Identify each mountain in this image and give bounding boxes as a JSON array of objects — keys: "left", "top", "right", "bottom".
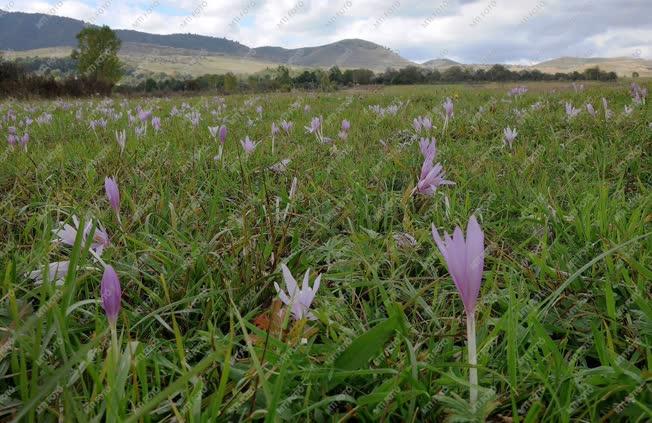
[
  {"left": 421, "top": 58, "right": 461, "bottom": 68},
  {"left": 3, "top": 9, "right": 650, "bottom": 77},
  {"left": 253, "top": 39, "right": 412, "bottom": 70},
  {"left": 0, "top": 10, "right": 410, "bottom": 72},
  {"left": 531, "top": 56, "right": 652, "bottom": 76}
]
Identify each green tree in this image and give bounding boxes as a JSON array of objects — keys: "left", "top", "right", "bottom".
[
  {"left": 71, "top": 26, "right": 123, "bottom": 83},
  {"left": 224, "top": 72, "right": 238, "bottom": 92},
  {"left": 145, "top": 78, "right": 157, "bottom": 92},
  {"left": 274, "top": 66, "right": 292, "bottom": 90},
  {"left": 328, "top": 66, "right": 343, "bottom": 84}
]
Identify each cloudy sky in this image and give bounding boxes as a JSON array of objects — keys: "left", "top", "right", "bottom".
[{"left": 7, "top": 0, "right": 651, "bottom": 63}]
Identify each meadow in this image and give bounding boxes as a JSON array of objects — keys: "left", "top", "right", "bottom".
[{"left": 0, "top": 81, "right": 651, "bottom": 422}]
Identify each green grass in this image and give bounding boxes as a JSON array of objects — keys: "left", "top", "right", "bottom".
[{"left": 0, "top": 81, "right": 651, "bottom": 422}]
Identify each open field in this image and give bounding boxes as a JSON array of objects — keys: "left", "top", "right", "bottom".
[
  {"left": 1, "top": 82, "right": 651, "bottom": 422},
  {"left": 5, "top": 45, "right": 652, "bottom": 78}
]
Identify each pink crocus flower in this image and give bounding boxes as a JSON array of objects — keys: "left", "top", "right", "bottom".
[
  {"left": 274, "top": 264, "right": 321, "bottom": 321},
  {"left": 602, "top": 98, "right": 613, "bottom": 120},
  {"left": 104, "top": 177, "right": 120, "bottom": 220},
  {"left": 432, "top": 215, "right": 485, "bottom": 407},
  {"left": 280, "top": 120, "right": 293, "bottom": 135},
  {"left": 271, "top": 122, "right": 280, "bottom": 136},
  {"left": 208, "top": 126, "right": 219, "bottom": 139},
  {"left": 240, "top": 136, "right": 258, "bottom": 154},
  {"left": 305, "top": 116, "right": 322, "bottom": 134},
  {"left": 416, "top": 139, "right": 453, "bottom": 196},
  {"left": 431, "top": 214, "right": 485, "bottom": 316},
  {"left": 419, "top": 137, "right": 436, "bottom": 160},
  {"left": 503, "top": 127, "right": 517, "bottom": 149},
  {"left": 115, "top": 130, "right": 126, "bottom": 154},
  {"left": 135, "top": 125, "right": 146, "bottom": 139},
  {"left": 443, "top": 98, "right": 454, "bottom": 119},
  {"left": 151, "top": 116, "right": 161, "bottom": 132},
  {"left": 414, "top": 116, "right": 432, "bottom": 133},
  {"left": 442, "top": 98, "right": 454, "bottom": 134},
  {"left": 138, "top": 110, "right": 152, "bottom": 123},
  {"left": 219, "top": 125, "right": 227, "bottom": 144},
  {"left": 630, "top": 82, "right": 647, "bottom": 105},
  {"left": 586, "top": 103, "right": 597, "bottom": 118},
  {"left": 18, "top": 133, "right": 29, "bottom": 150},
  {"left": 53, "top": 215, "right": 110, "bottom": 256},
  {"left": 338, "top": 119, "right": 351, "bottom": 140},
  {"left": 565, "top": 102, "right": 581, "bottom": 118},
  {"left": 101, "top": 265, "right": 122, "bottom": 325},
  {"left": 27, "top": 260, "right": 70, "bottom": 286},
  {"left": 417, "top": 162, "right": 454, "bottom": 196}
]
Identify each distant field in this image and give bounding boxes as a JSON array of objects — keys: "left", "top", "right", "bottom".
[
  {"left": 1, "top": 82, "right": 651, "bottom": 421},
  {"left": 3, "top": 44, "right": 292, "bottom": 76},
  {"left": 5, "top": 45, "right": 652, "bottom": 77}
]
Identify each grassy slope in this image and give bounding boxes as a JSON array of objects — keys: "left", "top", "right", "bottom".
[
  {"left": 0, "top": 81, "right": 651, "bottom": 421},
  {"left": 7, "top": 46, "right": 652, "bottom": 77}
]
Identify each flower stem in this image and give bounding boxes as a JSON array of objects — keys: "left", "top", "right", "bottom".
[{"left": 466, "top": 310, "right": 478, "bottom": 409}]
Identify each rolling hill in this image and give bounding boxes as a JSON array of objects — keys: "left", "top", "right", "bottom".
[
  {"left": 0, "top": 10, "right": 410, "bottom": 72},
  {"left": 1, "top": 9, "right": 650, "bottom": 77}
]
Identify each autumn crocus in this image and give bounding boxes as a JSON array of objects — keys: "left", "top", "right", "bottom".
[
  {"left": 280, "top": 120, "right": 293, "bottom": 135},
  {"left": 565, "top": 102, "right": 581, "bottom": 118},
  {"left": 18, "top": 133, "right": 29, "bottom": 151},
  {"left": 27, "top": 260, "right": 70, "bottom": 286},
  {"left": 630, "top": 82, "right": 647, "bottom": 105},
  {"left": 586, "top": 103, "right": 597, "bottom": 118},
  {"left": 443, "top": 98, "right": 454, "bottom": 134},
  {"left": 101, "top": 264, "right": 122, "bottom": 365},
  {"left": 219, "top": 125, "right": 227, "bottom": 144},
  {"left": 115, "top": 130, "right": 126, "bottom": 154},
  {"left": 443, "top": 98, "right": 454, "bottom": 119},
  {"left": 335, "top": 120, "right": 348, "bottom": 140},
  {"left": 417, "top": 161, "right": 454, "bottom": 195},
  {"left": 104, "top": 177, "right": 120, "bottom": 222},
  {"left": 151, "top": 116, "right": 161, "bottom": 132},
  {"left": 419, "top": 137, "right": 436, "bottom": 160},
  {"left": 135, "top": 125, "right": 146, "bottom": 139},
  {"left": 274, "top": 264, "right": 321, "bottom": 321},
  {"left": 602, "top": 97, "right": 613, "bottom": 120},
  {"left": 305, "top": 116, "right": 322, "bottom": 134},
  {"left": 240, "top": 136, "right": 258, "bottom": 155},
  {"left": 432, "top": 215, "right": 485, "bottom": 408},
  {"left": 54, "top": 215, "right": 110, "bottom": 256},
  {"left": 271, "top": 122, "right": 280, "bottom": 153},
  {"left": 414, "top": 116, "right": 432, "bottom": 133},
  {"left": 138, "top": 109, "right": 152, "bottom": 123},
  {"left": 416, "top": 138, "right": 453, "bottom": 196},
  {"left": 503, "top": 127, "right": 517, "bottom": 149}
]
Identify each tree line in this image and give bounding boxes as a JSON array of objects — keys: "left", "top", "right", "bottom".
[{"left": 1, "top": 26, "right": 619, "bottom": 98}]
